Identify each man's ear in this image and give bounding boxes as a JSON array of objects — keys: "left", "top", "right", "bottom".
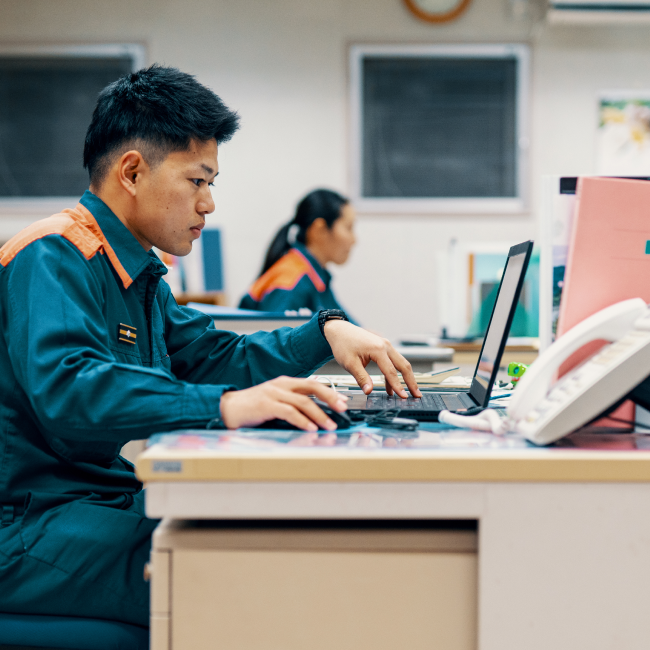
[{"left": 117, "top": 150, "right": 148, "bottom": 197}]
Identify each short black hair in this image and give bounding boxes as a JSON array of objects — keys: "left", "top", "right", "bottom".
[{"left": 83, "top": 64, "right": 240, "bottom": 187}]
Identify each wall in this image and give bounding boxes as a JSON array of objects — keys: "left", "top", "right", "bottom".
[{"left": 1, "top": 0, "right": 650, "bottom": 339}]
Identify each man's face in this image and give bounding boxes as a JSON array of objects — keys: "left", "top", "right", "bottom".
[{"left": 130, "top": 138, "right": 219, "bottom": 256}]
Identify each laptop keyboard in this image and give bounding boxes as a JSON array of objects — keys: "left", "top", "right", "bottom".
[{"left": 349, "top": 392, "right": 471, "bottom": 411}]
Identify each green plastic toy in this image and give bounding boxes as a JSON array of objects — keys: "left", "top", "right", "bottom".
[{"left": 507, "top": 362, "right": 528, "bottom": 384}]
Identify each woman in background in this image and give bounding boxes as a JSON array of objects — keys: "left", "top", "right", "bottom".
[{"left": 240, "top": 189, "right": 357, "bottom": 317}]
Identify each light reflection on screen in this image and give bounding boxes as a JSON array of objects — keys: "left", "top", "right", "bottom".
[{"left": 475, "top": 252, "right": 526, "bottom": 388}]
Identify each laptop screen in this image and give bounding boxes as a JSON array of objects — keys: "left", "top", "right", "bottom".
[{"left": 469, "top": 241, "right": 533, "bottom": 407}]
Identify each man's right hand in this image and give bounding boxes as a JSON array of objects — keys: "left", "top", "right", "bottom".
[{"left": 219, "top": 376, "right": 348, "bottom": 431}]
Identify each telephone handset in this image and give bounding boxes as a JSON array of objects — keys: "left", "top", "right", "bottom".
[{"left": 508, "top": 298, "right": 650, "bottom": 445}]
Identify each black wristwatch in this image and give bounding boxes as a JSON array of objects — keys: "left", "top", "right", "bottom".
[{"left": 318, "top": 309, "right": 349, "bottom": 336}]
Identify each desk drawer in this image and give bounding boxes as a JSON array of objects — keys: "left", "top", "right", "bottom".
[{"left": 152, "top": 520, "right": 477, "bottom": 650}]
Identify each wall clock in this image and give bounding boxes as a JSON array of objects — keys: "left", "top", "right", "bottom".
[{"left": 403, "top": 0, "right": 473, "bottom": 23}]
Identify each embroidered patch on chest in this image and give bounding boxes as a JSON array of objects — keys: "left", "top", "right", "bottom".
[{"left": 118, "top": 323, "right": 137, "bottom": 344}]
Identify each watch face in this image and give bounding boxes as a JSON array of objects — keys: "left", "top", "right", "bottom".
[{"left": 403, "top": 0, "right": 472, "bottom": 22}]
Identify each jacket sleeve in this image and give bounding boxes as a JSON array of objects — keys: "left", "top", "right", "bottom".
[
  {"left": 160, "top": 282, "right": 334, "bottom": 387},
  {"left": 3, "top": 237, "right": 237, "bottom": 442}
]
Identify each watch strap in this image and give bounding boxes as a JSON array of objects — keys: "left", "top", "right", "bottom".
[{"left": 318, "top": 309, "right": 349, "bottom": 336}]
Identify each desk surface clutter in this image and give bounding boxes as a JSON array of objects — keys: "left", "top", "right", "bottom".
[{"left": 136, "top": 425, "right": 650, "bottom": 484}]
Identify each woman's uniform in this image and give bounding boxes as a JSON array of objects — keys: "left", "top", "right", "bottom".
[
  {"left": 0, "top": 191, "right": 333, "bottom": 627},
  {"left": 240, "top": 242, "right": 352, "bottom": 318}
]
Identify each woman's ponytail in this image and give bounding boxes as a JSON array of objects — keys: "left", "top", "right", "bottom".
[{"left": 260, "top": 222, "right": 293, "bottom": 276}]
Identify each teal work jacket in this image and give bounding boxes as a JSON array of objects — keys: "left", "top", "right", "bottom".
[
  {"left": 0, "top": 190, "right": 333, "bottom": 515},
  {"left": 239, "top": 242, "right": 355, "bottom": 321},
  {"left": 0, "top": 191, "right": 333, "bottom": 626}
]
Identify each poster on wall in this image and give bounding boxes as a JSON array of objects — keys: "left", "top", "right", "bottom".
[{"left": 597, "top": 93, "right": 650, "bottom": 175}]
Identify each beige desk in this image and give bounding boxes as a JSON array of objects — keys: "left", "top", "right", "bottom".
[{"left": 137, "top": 431, "right": 650, "bottom": 650}]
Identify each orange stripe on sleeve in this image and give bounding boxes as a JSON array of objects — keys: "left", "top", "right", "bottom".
[{"left": 248, "top": 249, "right": 326, "bottom": 302}]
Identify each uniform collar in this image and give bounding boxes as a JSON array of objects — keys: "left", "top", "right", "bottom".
[
  {"left": 79, "top": 190, "right": 166, "bottom": 285},
  {"left": 293, "top": 241, "right": 331, "bottom": 286}
]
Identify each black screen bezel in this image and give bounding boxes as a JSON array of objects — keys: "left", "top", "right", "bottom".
[{"left": 468, "top": 240, "right": 533, "bottom": 407}]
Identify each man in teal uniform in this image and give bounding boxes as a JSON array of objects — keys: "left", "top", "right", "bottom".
[{"left": 0, "top": 65, "right": 419, "bottom": 627}]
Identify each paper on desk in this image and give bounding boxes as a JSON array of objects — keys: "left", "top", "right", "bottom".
[
  {"left": 311, "top": 366, "right": 462, "bottom": 389},
  {"left": 438, "top": 375, "right": 473, "bottom": 388}
]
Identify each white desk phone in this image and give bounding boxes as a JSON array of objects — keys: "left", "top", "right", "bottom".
[
  {"left": 441, "top": 298, "right": 650, "bottom": 445},
  {"left": 509, "top": 297, "right": 650, "bottom": 444}
]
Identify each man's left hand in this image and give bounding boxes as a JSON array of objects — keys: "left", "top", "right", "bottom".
[{"left": 323, "top": 320, "right": 421, "bottom": 398}]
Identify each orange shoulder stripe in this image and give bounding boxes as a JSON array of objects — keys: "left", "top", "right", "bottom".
[
  {"left": 0, "top": 204, "right": 134, "bottom": 289},
  {"left": 0, "top": 212, "right": 102, "bottom": 267},
  {"left": 249, "top": 248, "right": 326, "bottom": 302}
]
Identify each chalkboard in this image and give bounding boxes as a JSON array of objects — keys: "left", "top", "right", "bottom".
[
  {"left": 0, "top": 56, "right": 133, "bottom": 197},
  {"left": 361, "top": 56, "right": 518, "bottom": 199}
]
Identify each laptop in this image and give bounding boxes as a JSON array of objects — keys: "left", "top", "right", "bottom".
[{"left": 345, "top": 240, "right": 534, "bottom": 422}]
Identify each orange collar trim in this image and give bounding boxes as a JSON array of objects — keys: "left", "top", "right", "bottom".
[{"left": 71, "top": 204, "right": 134, "bottom": 289}]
